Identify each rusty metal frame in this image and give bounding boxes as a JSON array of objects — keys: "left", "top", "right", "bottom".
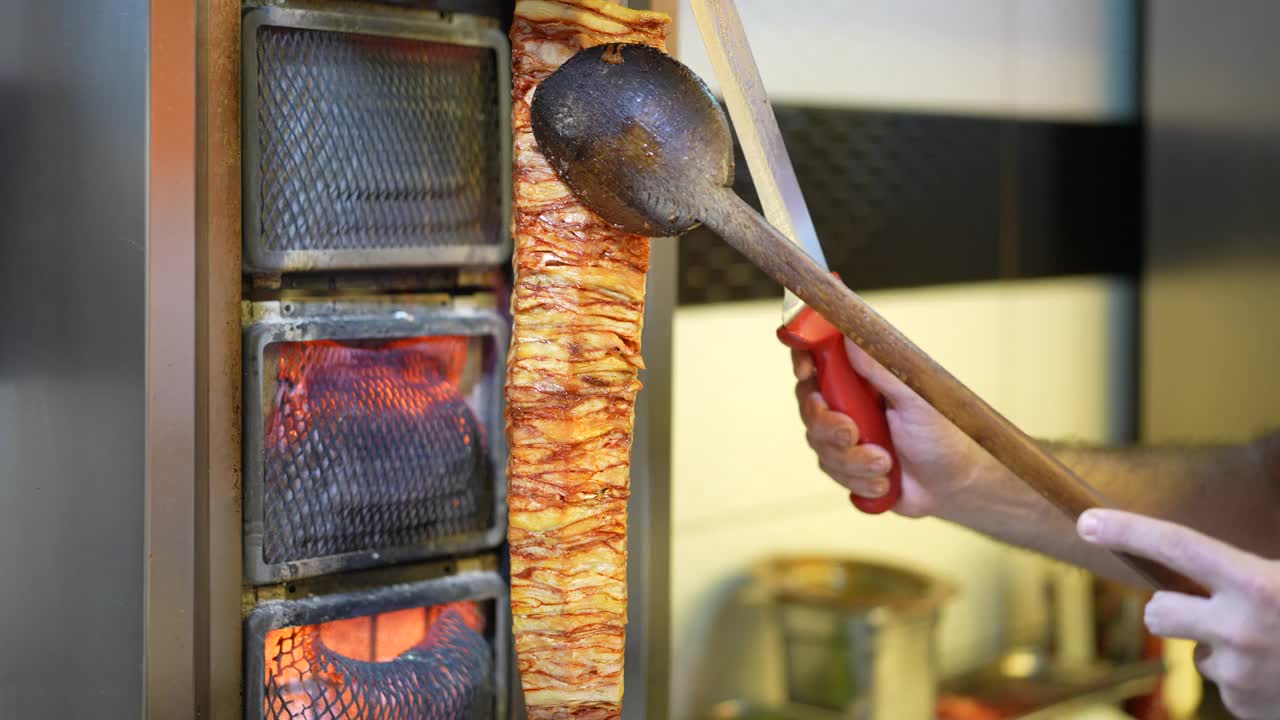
[{"left": 195, "top": 0, "right": 249, "bottom": 719}]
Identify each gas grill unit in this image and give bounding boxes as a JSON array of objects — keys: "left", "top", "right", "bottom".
[{"left": 0, "top": 1, "right": 673, "bottom": 718}]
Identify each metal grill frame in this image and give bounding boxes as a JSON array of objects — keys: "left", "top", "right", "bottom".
[
  {"left": 241, "top": 6, "right": 512, "bottom": 273},
  {"left": 243, "top": 301, "right": 508, "bottom": 584},
  {"left": 245, "top": 567, "right": 509, "bottom": 720}
]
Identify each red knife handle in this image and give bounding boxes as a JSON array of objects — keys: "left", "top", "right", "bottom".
[{"left": 778, "top": 304, "right": 901, "bottom": 514}]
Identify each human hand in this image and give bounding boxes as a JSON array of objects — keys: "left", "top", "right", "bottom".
[
  {"left": 1079, "top": 509, "right": 1280, "bottom": 719},
  {"left": 792, "top": 338, "right": 994, "bottom": 518}
]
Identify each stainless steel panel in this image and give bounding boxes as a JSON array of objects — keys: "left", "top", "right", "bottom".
[
  {"left": 147, "top": 0, "right": 200, "bottom": 717},
  {"left": 243, "top": 301, "right": 509, "bottom": 583},
  {"left": 0, "top": 1, "right": 147, "bottom": 717},
  {"left": 1143, "top": 2, "right": 1280, "bottom": 443}
]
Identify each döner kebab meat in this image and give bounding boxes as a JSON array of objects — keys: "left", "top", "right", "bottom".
[{"left": 505, "top": 1, "right": 670, "bottom": 718}]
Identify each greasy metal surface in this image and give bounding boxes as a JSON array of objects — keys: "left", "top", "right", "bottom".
[
  {"left": 197, "top": 0, "right": 245, "bottom": 717},
  {"left": 242, "top": 6, "right": 511, "bottom": 272},
  {"left": 247, "top": 550, "right": 496, "bottom": 605},
  {"left": 627, "top": 190, "right": 677, "bottom": 720},
  {"left": 369, "top": 0, "right": 508, "bottom": 16},
  {"left": 0, "top": 2, "right": 147, "bottom": 717},
  {"left": 247, "top": 569, "right": 509, "bottom": 720},
  {"left": 243, "top": 302, "right": 509, "bottom": 584}
]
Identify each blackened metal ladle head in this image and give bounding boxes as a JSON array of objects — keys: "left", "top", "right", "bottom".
[{"left": 530, "top": 43, "right": 734, "bottom": 237}]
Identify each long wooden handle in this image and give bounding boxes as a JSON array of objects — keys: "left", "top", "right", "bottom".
[{"left": 700, "top": 189, "right": 1208, "bottom": 596}]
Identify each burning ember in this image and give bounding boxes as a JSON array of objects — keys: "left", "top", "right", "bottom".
[
  {"left": 261, "top": 336, "right": 491, "bottom": 565},
  {"left": 263, "top": 600, "right": 491, "bottom": 720}
]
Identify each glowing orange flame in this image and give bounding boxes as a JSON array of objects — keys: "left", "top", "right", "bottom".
[
  {"left": 263, "top": 600, "right": 486, "bottom": 720},
  {"left": 266, "top": 335, "right": 475, "bottom": 455}
]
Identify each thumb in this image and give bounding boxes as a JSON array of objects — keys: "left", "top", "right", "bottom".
[{"left": 843, "top": 337, "right": 917, "bottom": 407}]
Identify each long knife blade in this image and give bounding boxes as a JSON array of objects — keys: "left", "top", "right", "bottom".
[{"left": 688, "top": 0, "right": 822, "bottom": 323}]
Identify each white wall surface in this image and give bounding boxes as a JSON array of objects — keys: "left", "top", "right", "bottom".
[
  {"left": 668, "top": 275, "right": 1137, "bottom": 718},
  {"left": 665, "top": 2, "right": 1141, "bottom": 714},
  {"left": 676, "top": 0, "right": 1137, "bottom": 121}
]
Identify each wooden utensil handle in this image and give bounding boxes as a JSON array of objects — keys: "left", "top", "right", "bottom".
[{"left": 701, "top": 189, "right": 1209, "bottom": 597}]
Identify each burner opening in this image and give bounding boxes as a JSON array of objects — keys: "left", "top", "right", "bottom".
[
  {"left": 260, "top": 335, "right": 493, "bottom": 566},
  {"left": 263, "top": 599, "right": 494, "bottom": 719}
]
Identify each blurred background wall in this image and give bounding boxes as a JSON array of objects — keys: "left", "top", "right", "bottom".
[{"left": 664, "top": 2, "right": 1145, "bottom": 717}]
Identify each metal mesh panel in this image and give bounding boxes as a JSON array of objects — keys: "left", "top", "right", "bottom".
[
  {"left": 262, "top": 337, "right": 491, "bottom": 565},
  {"left": 678, "top": 105, "right": 1001, "bottom": 304},
  {"left": 264, "top": 601, "right": 494, "bottom": 720},
  {"left": 254, "top": 25, "right": 502, "bottom": 256}
]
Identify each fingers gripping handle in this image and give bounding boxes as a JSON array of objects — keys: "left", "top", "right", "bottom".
[
  {"left": 704, "top": 191, "right": 1204, "bottom": 592},
  {"left": 814, "top": 336, "right": 902, "bottom": 514},
  {"left": 779, "top": 304, "right": 901, "bottom": 514}
]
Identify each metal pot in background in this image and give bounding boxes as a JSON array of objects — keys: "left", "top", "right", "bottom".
[{"left": 750, "top": 556, "right": 956, "bottom": 720}]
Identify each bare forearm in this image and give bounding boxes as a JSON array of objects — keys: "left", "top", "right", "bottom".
[{"left": 936, "top": 432, "right": 1280, "bottom": 583}]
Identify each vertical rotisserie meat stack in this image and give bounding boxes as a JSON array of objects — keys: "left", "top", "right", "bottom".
[{"left": 505, "top": 1, "right": 670, "bottom": 718}]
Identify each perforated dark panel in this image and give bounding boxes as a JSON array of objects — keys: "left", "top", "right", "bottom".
[
  {"left": 678, "top": 105, "right": 1140, "bottom": 304},
  {"left": 251, "top": 24, "right": 503, "bottom": 265}
]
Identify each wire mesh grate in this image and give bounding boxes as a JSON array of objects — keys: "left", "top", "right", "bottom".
[
  {"left": 263, "top": 601, "right": 494, "bottom": 720},
  {"left": 254, "top": 25, "right": 502, "bottom": 256},
  {"left": 262, "top": 337, "right": 491, "bottom": 565}
]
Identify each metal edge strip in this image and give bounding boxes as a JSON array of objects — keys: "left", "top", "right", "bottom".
[
  {"left": 244, "top": 568, "right": 510, "bottom": 720},
  {"left": 197, "top": 0, "right": 247, "bottom": 718},
  {"left": 241, "top": 305, "right": 510, "bottom": 585},
  {"left": 623, "top": 5, "right": 675, "bottom": 718},
  {"left": 240, "top": 6, "right": 513, "bottom": 274},
  {"left": 240, "top": 7, "right": 265, "bottom": 278},
  {"left": 145, "top": 0, "right": 198, "bottom": 716}
]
